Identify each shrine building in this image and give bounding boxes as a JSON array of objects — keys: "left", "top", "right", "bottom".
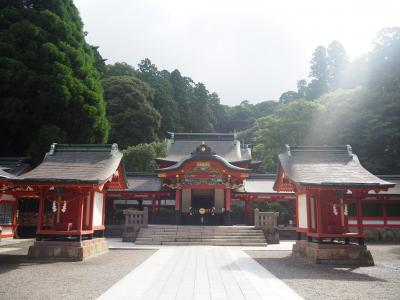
[{"left": 107, "top": 133, "right": 295, "bottom": 227}]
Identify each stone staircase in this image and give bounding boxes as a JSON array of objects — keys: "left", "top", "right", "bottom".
[{"left": 135, "top": 225, "right": 267, "bottom": 246}]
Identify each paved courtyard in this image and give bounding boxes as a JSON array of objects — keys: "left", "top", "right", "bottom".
[
  {"left": 0, "top": 239, "right": 400, "bottom": 300},
  {"left": 99, "top": 246, "right": 301, "bottom": 300}
]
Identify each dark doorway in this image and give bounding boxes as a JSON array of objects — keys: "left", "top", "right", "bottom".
[
  {"left": 191, "top": 189, "right": 214, "bottom": 208},
  {"left": 191, "top": 195, "right": 214, "bottom": 208}
]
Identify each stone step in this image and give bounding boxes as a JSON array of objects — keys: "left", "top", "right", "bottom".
[
  {"left": 139, "top": 231, "right": 264, "bottom": 235},
  {"left": 134, "top": 225, "right": 267, "bottom": 246},
  {"left": 135, "top": 237, "right": 267, "bottom": 243},
  {"left": 134, "top": 241, "right": 268, "bottom": 246},
  {"left": 138, "top": 232, "right": 265, "bottom": 237}
]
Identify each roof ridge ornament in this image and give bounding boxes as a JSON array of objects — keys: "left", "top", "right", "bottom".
[
  {"left": 111, "top": 143, "right": 119, "bottom": 154},
  {"left": 191, "top": 143, "right": 216, "bottom": 158},
  {"left": 49, "top": 143, "right": 57, "bottom": 156},
  {"left": 285, "top": 144, "right": 291, "bottom": 156},
  {"left": 346, "top": 145, "right": 353, "bottom": 156}
]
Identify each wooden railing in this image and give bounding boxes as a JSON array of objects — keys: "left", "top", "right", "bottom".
[{"left": 254, "top": 209, "right": 278, "bottom": 228}]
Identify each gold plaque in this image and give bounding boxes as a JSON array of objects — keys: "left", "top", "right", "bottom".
[{"left": 199, "top": 208, "right": 206, "bottom": 215}]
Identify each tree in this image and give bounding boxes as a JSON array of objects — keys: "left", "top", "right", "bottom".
[
  {"left": 104, "top": 62, "right": 136, "bottom": 78},
  {"left": 0, "top": 0, "right": 108, "bottom": 160},
  {"left": 296, "top": 79, "right": 308, "bottom": 98},
  {"left": 102, "top": 76, "right": 161, "bottom": 148},
  {"left": 189, "top": 83, "right": 214, "bottom": 132},
  {"left": 327, "top": 41, "right": 349, "bottom": 90},
  {"left": 91, "top": 46, "right": 107, "bottom": 77},
  {"left": 251, "top": 100, "right": 321, "bottom": 171},
  {"left": 368, "top": 27, "right": 400, "bottom": 92},
  {"left": 308, "top": 45, "right": 328, "bottom": 99},
  {"left": 169, "top": 69, "right": 193, "bottom": 131},
  {"left": 279, "top": 91, "right": 299, "bottom": 103},
  {"left": 137, "top": 58, "right": 179, "bottom": 135},
  {"left": 122, "top": 141, "right": 167, "bottom": 172}
]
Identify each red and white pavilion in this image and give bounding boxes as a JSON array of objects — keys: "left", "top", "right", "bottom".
[
  {"left": 274, "top": 145, "right": 394, "bottom": 264},
  {"left": 1, "top": 144, "right": 127, "bottom": 260}
]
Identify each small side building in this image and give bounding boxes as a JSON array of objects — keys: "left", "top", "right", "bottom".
[
  {"left": 274, "top": 145, "right": 394, "bottom": 265},
  {"left": 10, "top": 144, "right": 127, "bottom": 260}
]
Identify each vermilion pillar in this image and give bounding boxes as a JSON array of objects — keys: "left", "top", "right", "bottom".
[
  {"left": 152, "top": 199, "right": 156, "bottom": 214},
  {"left": 224, "top": 188, "right": 232, "bottom": 225},
  {"left": 174, "top": 189, "right": 181, "bottom": 225},
  {"left": 175, "top": 189, "right": 181, "bottom": 211},
  {"left": 225, "top": 188, "right": 231, "bottom": 211}
]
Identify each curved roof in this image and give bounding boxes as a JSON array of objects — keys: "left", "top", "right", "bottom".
[
  {"left": 157, "top": 153, "right": 251, "bottom": 173},
  {"left": 0, "top": 169, "right": 16, "bottom": 180},
  {"left": 125, "top": 173, "right": 163, "bottom": 191},
  {"left": 277, "top": 145, "right": 394, "bottom": 188},
  {"left": 13, "top": 144, "right": 123, "bottom": 184},
  {"left": 158, "top": 133, "right": 252, "bottom": 163}
]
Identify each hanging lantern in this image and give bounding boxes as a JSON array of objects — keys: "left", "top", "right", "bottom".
[
  {"left": 333, "top": 204, "right": 338, "bottom": 216},
  {"left": 344, "top": 204, "right": 348, "bottom": 216},
  {"left": 61, "top": 201, "right": 67, "bottom": 213},
  {"left": 52, "top": 201, "right": 57, "bottom": 213}
]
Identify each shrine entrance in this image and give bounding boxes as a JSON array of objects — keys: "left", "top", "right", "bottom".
[
  {"left": 181, "top": 188, "right": 223, "bottom": 225},
  {"left": 191, "top": 189, "right": 214, "bottom": 209}
]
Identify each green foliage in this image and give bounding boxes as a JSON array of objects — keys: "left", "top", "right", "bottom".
[
  {"left": 102, "top": 76, "right": 161, "bottom": 148},
  {"left": 122, "top": 140, "right": 167, "bottom": 172},
  {"left": 190, "top": 83, "right": 214, "bottom": 132},
  {"left": 137, "top": 59, "right": 179, "bottom": 135},
  {"left": 0, "top": 0, "right": 108, "bottom": 160},
  {"left": 104, "top": 62, "right": 136, "bottom": 78},
  {"left": 252, "top": 101, "right": 321, "bottom": 171},
  {"left": 327, "top": 40, "right": 349, "bottom": 90}
]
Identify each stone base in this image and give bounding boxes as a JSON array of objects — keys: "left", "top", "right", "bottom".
[
  {"left": 122, "top": 226, "right": 140, "bottom": 242},
  {"left": 292, "top": 240, "right": 374, "bottom": 266},
  {"left": 261, "top": 228, "right": 280, "bottom": 244},
  {"left": 28, "top": 238, "right": 108, "bottom": 261}
]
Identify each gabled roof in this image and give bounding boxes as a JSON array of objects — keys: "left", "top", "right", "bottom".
[
  {"left": 0, "top": 169, "right": 16, "bottom": 180},
  {"left": 157, "top": 132, "right": 252, "bottom": 163},
  {"left": 13, "top": 144, "right": 123, "bottom": 185},
  {"left": 156, "top": 143, "right": 251, "bottom": 173},
  {"left": 276, "top": 145, "right": 394, "bottom": 189},
  {"left": 0, "top": 157, "right": 31, "bottom": 175},
  {"left": 242, "top": 174, "right": 277, "bottom": 193},
  {"left": 125, "top": 173, "right": 163, "bottom": 192},
  {"left": 372, "top": 176, "right": 400, "bottom": 195}
]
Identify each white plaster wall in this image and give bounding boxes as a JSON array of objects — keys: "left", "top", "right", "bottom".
[
  {"left": 0, "top": 194, "right": 15, "bottom": 201},
  {"left": 298, "top": 194, "right": 308, "bottom": 229},
  {"left": 214, "top": 189, "right": 224, "bottom": 212},
  {"left": 92, "top": 192, "right": 104, "bottom": 226},
  {"left": 182, "top": 189, "right": 191, "bottom": 212}
]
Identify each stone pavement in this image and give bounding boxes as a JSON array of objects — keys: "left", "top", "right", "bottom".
[{"left": 98, "top": 246, "right": 302, "bottom": 300}]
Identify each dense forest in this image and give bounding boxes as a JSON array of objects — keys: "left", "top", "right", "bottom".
[{"left": 0, "top": 1, "right": 399, "bottom": 175}]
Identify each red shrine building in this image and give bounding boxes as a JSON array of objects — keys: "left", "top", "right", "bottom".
[
  {"left": 107, "top": 133, "right": 295, "bottom": 227},
  {"left": 274, "top": 145, "right": 394, "bottom": 243},
  {"left": 0, "top": 145, "right": 126, "bottom": 248},
  {"left": 0, "top": 133, "right": 399, "bottom": 252}
]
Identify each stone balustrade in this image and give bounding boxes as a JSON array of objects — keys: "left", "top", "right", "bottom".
[
  {"left": 254, "top": 209, "right": 278, "bottom": 228},
  {"left": 254, "top": 208, "right": 279, "bottom": 244},
  {"left": 122, "top": 207, "right": 148, "bottom": 242}
]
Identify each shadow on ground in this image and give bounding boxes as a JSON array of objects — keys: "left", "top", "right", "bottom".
[{"left": 245, "top": 251, "right": 385, "bottom": 282}]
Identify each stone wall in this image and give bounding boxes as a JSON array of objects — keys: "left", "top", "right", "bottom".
[{"left": 364, "top": 227, "right": 400, "bottom": 242}]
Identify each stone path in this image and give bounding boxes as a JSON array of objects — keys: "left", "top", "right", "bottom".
[{"left": 98, "top": 246, "right": 302, "bottom": 300}]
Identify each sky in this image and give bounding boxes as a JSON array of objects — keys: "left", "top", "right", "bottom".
[{"left": 74, "top": 0, "right": 400, "bottom": 106}]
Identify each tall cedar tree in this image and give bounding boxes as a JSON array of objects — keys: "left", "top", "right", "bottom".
[{"left": 0, "top": 0, "right": 108, "bottom": 160}]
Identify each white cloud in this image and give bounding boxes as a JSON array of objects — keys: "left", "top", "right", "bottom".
[{"left": 74, "top": 0, "right": 400, "bottom": 105}]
